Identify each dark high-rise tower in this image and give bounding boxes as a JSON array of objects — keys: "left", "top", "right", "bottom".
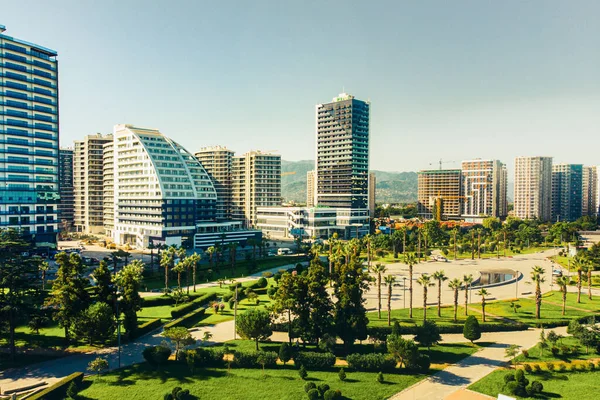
[
  {"left": 315, "top": 93, "right": 369, "bottom": 209},
  {"left": 58, "top": 148, "right": 74, "bottom": 230}
]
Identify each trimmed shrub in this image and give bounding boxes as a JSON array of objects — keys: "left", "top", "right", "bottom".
[
  {"left": 346, "top": 353, "right": 396, "bottom": 372},
  {"left": 28, "top": 372, "right": 84, "bottom": 400},
  {"left": 532, "top": 364, "right": 542, "bottom": 373},
  {"left": 324, "top": 389, "right": 342, "bottom": 400},
  {"left": 417, "top": 355, "right": 431, "bottom": 372},
  {"left": 366, "top": 321, "right": 528, "bottom": 337},
  {"left": 294, "top": 352, "right": 336, "bottom": 370},
  {"left": 170, "top": 302, "right": 197, "bottom": 319},
  {"left": 318, "top": 384, "right": 330, "bottom": 396},
  {"left": 504, "top": 372, "right": 515, "bottom": 383},
  {"left": 232, "top": 350, "right": 277, "bottom": 368},
  {"left": 143, "top": 295, "right": 174, "bottom": 307},
  {"left": 304, "top": 382, "right": 317, "bottom": 393},
  {"left": 164, "top": 308, "right": 206, "bottom": 329},
  {"left": 463, "top": 315, "right": 481, "bottom": 343},
  {"left": 229, "top": 282, "right": 243, "bottom": 291},
  {"left": 222, "top": 292, "right": 234, "bottom": 302},
  {"left": 66, "top": 381, "right": 78, "bottom": 399},
  {"left": 256, "top": 277, "right": 268, "bottom": 288},
  {"left": 338, "top": 367, "right": 346, "bottom": 381},
  {"left": 299, "top": 365, "right": 308, "bottom": 380},
  {"left": 129, "top": 318, "right": 162, "bottom": 341},
  {"left": 557, "top": 363, "right": 567, "bottom": 372},
  {"left": 521, "top": 350, "right": 529, "bottom": 358},
  {"left": 307, "top": 388, "right": 320, "bottom": 400},
  {"left": 530, "top": 381, "right": 543, "bottom": 394},
  {"left": 377, "top": 372, "right": 384, "bottom": 383},
  {"left": 183, "top": 348, "right": 225, "bottom": 368},
  {"left": 279, "top": 342, "right": 292, "bottom": 365},
  {"left": 546, "top": 362, "right": 555, "bottom": 371},
  {"left": 551, "top": 346, "right": 559, "bottom": 356},
  {"left": 143, "top": 345, "right": 172, "bottom": 367},
  {"left": 523, "top": 364, "right": 532, "bottom": 373}
]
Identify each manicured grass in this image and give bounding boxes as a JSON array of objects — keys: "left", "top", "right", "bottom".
[
  {"left": 449, "top": 246, "right": 552, "bottom": 260},
  {"left": 515, "top": 335, "right": 598, "bottom": 363},
  {"left": 484, "top": 297, "right": 592, "bottom": 326},
  {"left": 79, "top": 362, "right": 428, "bottom": 400},
  {"left": 542, "top": 291, "right": 600, "bottom": 312},
  {"left": 368, "top": 304, "right": 502, "bottom": 328},
  {"left": 469, "top": 368, "right": 600, "bottom": 399},
  {"left": 0, "top": 323, "right": 97, "bottom": 351},
  {"left": 197, "top": 293, "right": 274, "bottom": 326}
]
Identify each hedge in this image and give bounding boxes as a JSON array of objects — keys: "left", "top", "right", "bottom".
[
  {"left": 28, "top": 372, "right": 84, "bottom": 400},
  {"left": 183, "top": 348, "right": 226, "bottom": 368},
  {"left": 366, "top": 321, "right": 529, "bottom": 338},
  {"left": 346, "top": 353, "right": 397, "bottom": 372},
  {"left": 168, "top": 292, "right": 218, "bottom": 318},
  {"left": 143, "top": 295, "right": 174, "bottom": 307},
  {"left": 232, "top": 350, "right": 278, "bottom": 368},
  {"left": 293, "top": 352, "right": 336, "bottom": 369},
  {"left": 129, "top": 318, "right": 162, "bottom": 341},
  {"left": 164, "top": 308, "right": 206, "bottom": 329}
]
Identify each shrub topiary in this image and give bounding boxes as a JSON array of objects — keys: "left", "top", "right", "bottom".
[
  {"left": 65, "top": 381, "right": 78, "bottom": 399},
  {"left": 377, "top": 372, "right": 384, "bottom": 383},
  {"left": 324, "top": 389, "right": 342, "bottom": 400},
  {"left": 463, "top": 315, "right": 481, "bottom": 343},
  {"left": 557, "top": 363, "right": 566, "bottom": 372},
  {"left": 533, "top": 364, "right": 541, "bottom": 373},
  {"left": 521, "top": 349, "right": 529, "bottom": 358},
  {"left": 546, "top": 362, "right": 555, "bottom": 371},
  {"left": 304, "top": 382, "right": 316, "bottom": 393},
  {"left": 530, "top": 380, "right": 543, "bottom": 394},
  {"left": 504, "top": 372, "right": 515, "bottom": 384},
  {"left": 307, "top": 388, "right": 320, "bottom": 400},
  {"left": 293, "top": 352, "right": 336, "bottom": 369},
  {"left": 346, "top": 353, "right": 396, "bottom": 372},
  {"left": 523, "top": 364, "right": 532, "bottom": 373},
  {"left": 257, "top": 277, "right": 268, "bottom": 287},
  {"left": 299, "top": 365, "right": 308, "bottom": 380},
  {"left": 338, "top": 367, "right": 346, "bottom": 381},
  {"left": 417, "top": 355, "right": 431, "bottom": 372},
  {"left": 279, "top": 342, "right": 292, "bottom": 365},
  {"left": 318, "top": 384, "right": 330, "bottom": 396}
]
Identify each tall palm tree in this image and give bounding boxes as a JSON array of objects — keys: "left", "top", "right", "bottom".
[
  {"left": 160, "top": 247, "right": 175, "bottom": 291},
  {"left": 477, "top": 228, "right": 482, "bottom": 259},
  {"left": 247, "top": 238, "right": 256, "bottom": 260},
  {"left": 328, "top": 233, "right": 338, "bottom": 275},
  {"left": 531, "top": 266, "right": 546, "bottom": 319},
  {"left": 39, "top": 261, "right": 49, "bottom": 291},
  {"left": 173, "top": 258, "right": 185, "bottom": 289},
  {"left": 206, "top": 246, "right": 215, "bottom": 271},
  {"left": 585, "top": 259, "right": 594, "bottom": 300},
  {"left": 385, "top": 275, "right": 396, "bottom": 326},
  {"left": 364, "top": 234, "right": 373, "bottom": 270},
  {"left": 448, "top": 278, "right": 461, "bottom": 322},
  {"left": 148, "top": 241, "right": 155, "bottom": 272},
  {"left": 471, "top": 229, "right": 475, "bottom": 260},
  {"left": 556, "top": 275, "right": 569, "bottom": 316},
  {"left": 463, "top": 274, "right": 474, "bottom": 316},
  {"left": 452, "top": 227, "right": 458, "bottom": 260},
  {"left": 189, "top": 252, "right": 201, "bottom": 293},
  {"left": 417, "top": 274, "right": 434, "bottom": 323},
  {"left": 476, "top": 289, "right": 490, "bottom": 322},
  {"left": 371, "top": 263, "right": 387, "bottom": 319},
  {"left": 432, "top": 270, "right": 448, "bottom": 317},
  {"left": 402, "top": 252, "right": 418, "bottom": 318}
]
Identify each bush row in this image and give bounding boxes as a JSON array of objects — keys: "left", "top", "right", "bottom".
[
  {"left": 129, "top": 318, "right": 162, "bottom": 341},
  {"left": 367, "top": 321, "right": 528, "bottom": 340},
  {"left": 294, "top": 352, "right": 336, "bottom": 369},
  {"left": 164, "top": 308, "right": 206, "bottom": 329},
  {"left": 170, "top": 292, "right": 217, "bottom": 318},
  {"left": 182, "top": 348, "right": 226, "bottom": 368},
  {"left": 28, "top": 372, "right": 84, "bottom": 400},
  {"left": 143, "top": 294, "right": 174, "bottom": 307},
  {"left": 346, "top": 353, "right": 397, "bottom": 372},
  {"left": 232, "top": 350, "right": 278, "bottom": 368}
]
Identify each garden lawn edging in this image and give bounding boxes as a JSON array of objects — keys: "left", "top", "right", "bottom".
[{"left": 27, "top": 372, "right": 83, "bottom": 400}]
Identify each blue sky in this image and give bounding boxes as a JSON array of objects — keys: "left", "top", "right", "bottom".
[{"left": 2, "top": 0, "right": 599, "bottom": 173}]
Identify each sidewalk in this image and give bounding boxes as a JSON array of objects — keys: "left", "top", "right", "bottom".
[{"left": 389, "top": 326, "right": 568, "bottom": 400}]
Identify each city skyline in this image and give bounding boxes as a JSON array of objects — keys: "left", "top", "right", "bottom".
[{"left": 1, "top": 1, "right": 598, "bottom": 174}]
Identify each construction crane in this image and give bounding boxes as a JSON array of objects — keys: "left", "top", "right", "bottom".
[{"left": 429, "top": 159, "right": 456, "bottom": 170}]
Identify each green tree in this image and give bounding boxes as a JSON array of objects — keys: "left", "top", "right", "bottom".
[
  {"left": 173, "top": 258, "right": 185, "bottom": 289},
  {"left": 114, "top": 260, "right": 144, "bottom": 338},
  {"left": 228, "top": 242, "right": 238, "bottom": 276},
  {"left": 462, "top": 274, "right": 473, "bottom": 316},
  {"left": 304, "top": 255, "right": 334, "bottom": 343},
  {"left": 505, "top": 344, "right": 521, "bottom": 367},
  {"left": 414, "top": 320, "right": 441, "bottom": 351},
  {"left": 448, "top": 278, "right": 461, "bottom": 322},
  {"left": 371, "top": 263, "right": 387, "bottom": 319},
  {"left": 39, "top": 261, "right": 49, "bottom": 291},
  {"left": 73, "top": 302, "right": 116, "bottom": 345},
  {"left": 530, "top": 266, "right": 545, "bottom": 319},
  {"left": 401, "top": 252, "right": 418, "bottom": 318},
  {"left": 463, "top": 315, "right": 481, "bottom": 343},
  {"left": 573, "top": 255, "right": 586, "bottom": 303},
  {"left": 432, "top": 270, "right": 448, "bottom": 318},
  {"left": 387, "top": 334, "right": 419, "bottom": 368},
  {"left": 188, "top": 252, "right": 201, "bottom": 293},
  {"left": 236, "top": 309, "right": 273, "bottom": 350},
  {"left": 160, "top": 247, "right": 176, "bottom": 291},
  {"left": 556, "top": 275, "right": 569, "bottom": 315},
  {"left": 333, "top": 246, "right": 370, "bottom": 351},
  {"left": 417, "top": 274, "right": 434, "bottom": 323},
  {"left": 279, "top": 342, "right": 292, "bottom": 365},
  {"left": 87, "top": 357, "right": 109, "bottom": 379},
  {"left": 538, "top": 328, "right": 548, "bottom": 356},
  {"left": 476, "top": 288, "right": 490, "bottom": 322},
  {"left": 0, "top": 230, "right": 41, "bottom": 361},
  {"left": 91, "top": 260, "right": 115, "bottom": 308},
  {"left": 272, "top": 271, "right": 297, "bottom": 344},
  {"left": 162, "top": 326, "right": 196, "bottom": 360},
  {"left": 46, "top": 252, "right": 91, "bottom": 344},
  {"left": 384, "top": 275, "right": 396, "bottom": 326},
  {"left": 206, "top": 246, "right": 216, "bottom": 272}
]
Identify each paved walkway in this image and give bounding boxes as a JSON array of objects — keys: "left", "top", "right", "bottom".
[{"left": 389, "top": 326, "right": 568, "bottom": 400}]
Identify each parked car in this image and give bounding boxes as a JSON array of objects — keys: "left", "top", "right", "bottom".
[
  {"left": 277, "top": 248, "right": 293, "bottom": 256},
  {"left": 552, "top": 269, "right": 562, "bottom": 277}
]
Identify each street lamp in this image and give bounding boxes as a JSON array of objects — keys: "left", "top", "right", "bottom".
[
  {"left": 513, "top": 269, "right": 519, "bottom": 299},
  {"left": 403, "top": 277, "right": 406, "bottom": 309},
  {"left": 115, "top": 287, "right": 122, "bottom": 369}
]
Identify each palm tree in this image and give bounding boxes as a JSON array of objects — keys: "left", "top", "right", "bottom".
[
  {"left": 364, "top": 234, "right": 373, "bottom": 269},
  {"left": 187, "top": 252, "right": 201, "bottom": 293},
  {"left": 452, "top": 228, "right": 459, "bottom": 260},
  {"left": 463, "top": 274, "right": 474, "bottom": 316},
  {"left": 160, "top": 247, "right": 175, "bottom": 291},
  {"left": 148, "top": 241, "right": 155, "bottom": 272},
  {"left": 371, "top": 263, "right": 387, "bottom": 319},
  {"left": 556, "top": 275, "right": 569, "bottom": 315},
  {"left": 39, "top": 261, "right": 49, "bottom": 291},
  {"left": 229, "top": 242, "right": 238, "bottom": 276},
  {"left": 476, "top": 289, "right": 490, "bottom": 322},
  {"left": 448, "top": 278, "right": 461, "bottom": 322},
  {"left": 173, "top": 258, "right": 185, "bottom": 289},
  {"left": 477, "top": 228, "right": 482, "bottom": 259},
  {"left": 384, "top": 275, "right": 396, "bottom": 326},
  {"left": 402, "top": 252, "right": 418, "bottom": 318},
  {"left": 585, "top": 259, "right": 594, "bottom": 300},
  {"left": 206, "top": 246, "right": 215, "bottom": 271},
  {"left": 531, "top": 266, "right": 546, "bottom": 319},
  {"left": 247, "top": 238, "right": 256, "bottom": 260},
  {"left": 417, "top": 274, "right": 434, "bottom": 323},
  {"left": 471, "top": 229, "right": 475, "bottom": 260},
  {"left": 432, "top": 270, "right": 448, "bottom": 317}
]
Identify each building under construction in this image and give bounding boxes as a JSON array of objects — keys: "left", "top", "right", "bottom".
[{"left": 417, "top": 169, "right": 462, "bottom": 220}]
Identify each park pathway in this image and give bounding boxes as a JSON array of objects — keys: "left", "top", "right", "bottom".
[{"left": 388, "top": 326, "right": 568, "bottom": 400}]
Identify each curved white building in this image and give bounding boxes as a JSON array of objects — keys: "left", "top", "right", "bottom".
[{"left": 111, "top": 124, "right": 217, "bottom": 248}]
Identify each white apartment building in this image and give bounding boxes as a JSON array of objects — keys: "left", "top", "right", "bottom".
[
  {"left": 111, "top": 124, "right": 217, "bottom": 248},
  {"left": 256, "top": 206, "right": 369, "bottom": 240},
  {"left": 461, "top": 159, "right": 507, "bottom": 220},
  {"left": 306, "top": 170, "right": 316, "bottom": 207},
  {"left": 73, "top": 133, "right": 112, "bottom": 234},
  {"left": 194, "top": 146, "right": 234, "bottom": 220},
  {"left": 582, "top": 166, "right": 598, "bottom": 217},
  {"left": 102, "top": 141, "right": 114, "bottom": 238},
  {"left": 231, "top": 150, "right": 281, "bottom": 228},
  {"left": 513, "top": 156, "right": 553, "bottom": 221}
]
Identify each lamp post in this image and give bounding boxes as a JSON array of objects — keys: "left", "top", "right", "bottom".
[
  {"left": 233, "top": 285, "right": 238, "bottom": 340},
  {"left": 403, "top": 277, "right": 406, "bottom": 309},
  {"left": 115, "top": 287, "right": 122, "bottom": 369},
  {"left": 514, "top": 269, "right": 519, "bottom": 299}
]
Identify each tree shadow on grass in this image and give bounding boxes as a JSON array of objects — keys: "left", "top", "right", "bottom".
[
  {"left": 342, "top": 378, "right": 360, "bottom": 383},
  {"left": 428, "top": 370, "right": 471, "bottom": 386}
]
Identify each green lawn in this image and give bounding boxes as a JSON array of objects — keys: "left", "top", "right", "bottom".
[
  {"left": 78, "top": 362, "right": 427, "bottom": 400},
  {"left": 542, "top": 291, "right": 600, "bottom": 312},
  {"left": 484, "top": 297, "right": 592, "bottom": 327},
  {"left": 367, "top": 304, "right": 502, "bottom": 328},
  {"left": 197, "top": 293, "right": 274, "bottom": 326},
  {"left": 515, "top": 335, "right": 599, "bottom": 363},
  {"left": 469, "top": 368, "right": 600, "bottom": 399}
]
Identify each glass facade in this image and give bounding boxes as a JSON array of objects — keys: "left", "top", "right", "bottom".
[{"left": 0, "top": 26, "right": 59, "bottom": 244}]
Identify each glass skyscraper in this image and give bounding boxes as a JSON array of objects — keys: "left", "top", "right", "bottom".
[{"left": 0, "top": 25, "right": 60, "bottom": 246}]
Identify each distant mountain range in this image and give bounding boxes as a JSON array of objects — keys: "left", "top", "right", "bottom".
[{"left": 281, "top": 160, "right": 418, "bottom": 204}]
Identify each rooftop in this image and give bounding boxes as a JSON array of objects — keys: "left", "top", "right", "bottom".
[{"left": 0, "top": 24, "right": 58, "bottom": 57}]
